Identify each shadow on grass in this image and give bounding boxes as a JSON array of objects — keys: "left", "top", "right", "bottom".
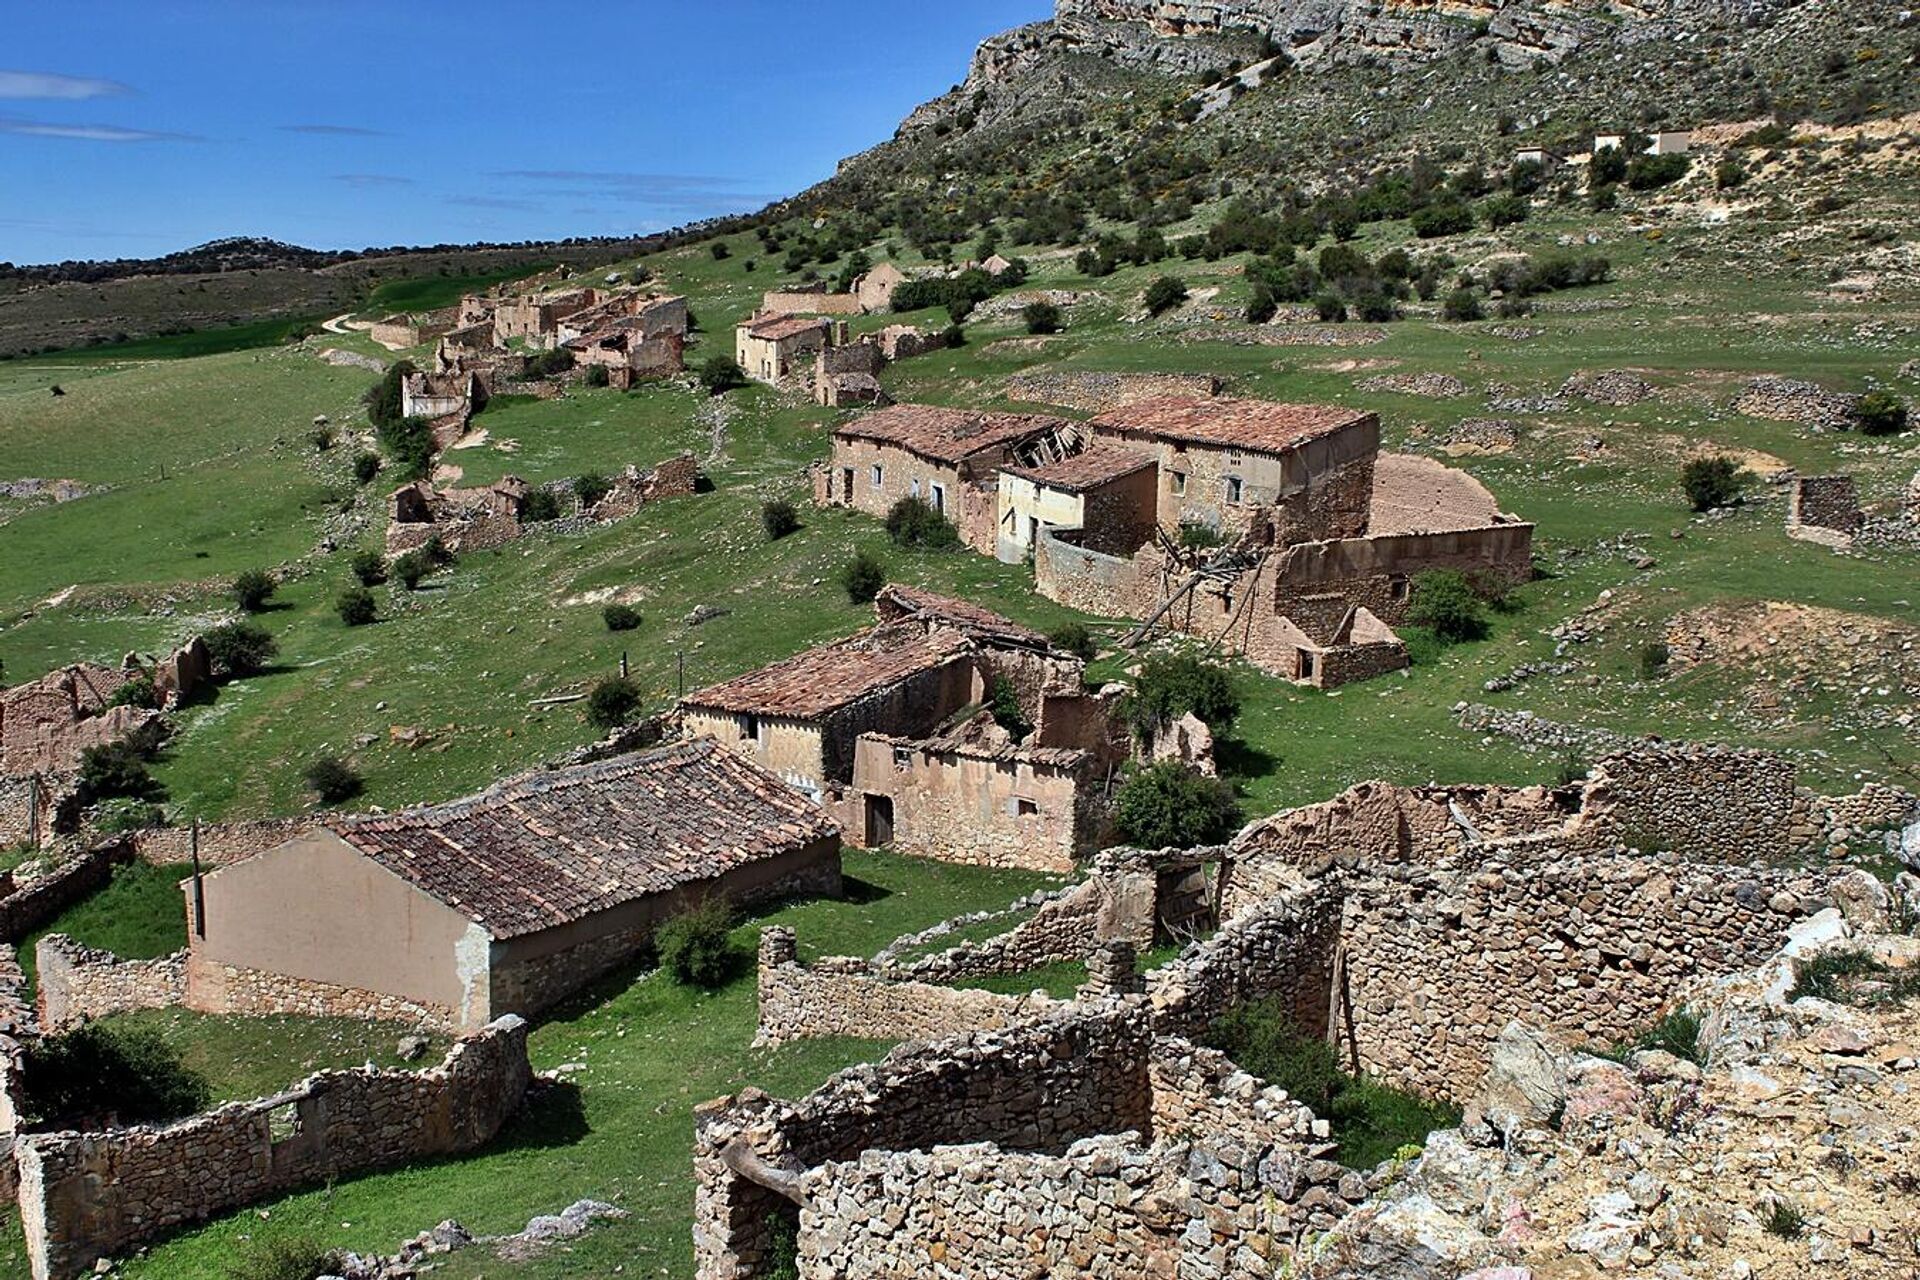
[
  {"left": 535, "top": 951, "right": 662, "bottom": 1026},
  {"left": 837, "top": 875, "right": 892, "bottom": 906},
  {"left": 1215, "top": 736, "right": 1279, "bottom": 784},
  {"left": 486, "top": 1076, "right": 589, "bottom": 1154}
]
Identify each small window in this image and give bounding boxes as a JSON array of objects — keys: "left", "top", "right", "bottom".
[
  {"left": 1011, "top": 797, "right": 1040, "bottom": 817},
  {"left": 1225, "top": 476, "right": 1244, "bottom": 505},
  {"left": 1228, "top": 450, "right": 1244, "bottom": 466},
  {"left": 1389, "top": 576, "right": 1411, "bottom": 602},
  {"left": 909, "top": 477, "right": 921, "bottom": 498},
  {"left": 930, "top": 483, "right": 946, "bottom": 513},
  {"left": 741, "top": 713, "right": 761, "bottom": 743},
  {"left": 266, "top": 1100, "right": 303, "bottom": 1144},
  {"left": 1169, "top": 471, "right": 1187, "bottom": 496},
  {"left": 893, "top": 747, "right": 913, "bottom": 769}
]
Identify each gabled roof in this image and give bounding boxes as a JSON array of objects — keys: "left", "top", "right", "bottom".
[
  {"left": 1001, "top": 444, "right": 1155, "bottom": 493},
  {"left": 874, "top": 585, "right": 1048, "bottom": 649},
  {"left": 1091, "top": 397, "right": 1375, "bottom": 456},
  {"left": 330, "top": 739, "right": 836, "bottom": 940},
  {"left": 744, "top": 315, "right": 831, "bottom": 342},
  {"left": 682, "top": 623, "right": 970, "bottom": 720},
  {"left": 833, "top": 404, "right": 1066, "bottom": 466}
]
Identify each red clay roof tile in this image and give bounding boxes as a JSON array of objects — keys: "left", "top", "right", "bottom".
[
  {"left": 833, "top": 404, "right": 1068, "bottom": 466},
  {"left": 1092, "top": 396, "right": 1375, "bottom": 455}
]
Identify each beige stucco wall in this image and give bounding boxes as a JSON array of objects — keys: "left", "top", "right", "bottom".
[
  {"left": 996, "top": 474, "right": 1088, "bottom": 563},
  {"left": 683, "top": 711, "right": 831, "bottom": 797},
  {"left": 188, "top": 829, "right": 482, "bottom": 1023}
]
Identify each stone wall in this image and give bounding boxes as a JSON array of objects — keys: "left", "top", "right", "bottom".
[
  {"left": 185, "top": 955, "right": 454, "bottom": 1029},
  {"left": 35, "top": 935, "right": 187, "bottom": 1032},
  {"left": 1004, "top": 369, "right": 1222, "bottom": 414},
  {"left": 1150, "top": 876, "right": 1344, "bottom": 1041},
  {"left": 0, "top": 844, "right": 123, "bottom": 945},
  {"left": 1573, "top": 741, "right": 1797, "bottom": 861},
  {"left": 126, "top": 817, "right": 313, "bottom": 868},
  {"left": 0, "top": 774, "right": 56, "bottom": 849},
  {"left": 16, "top": 1015, "right": 532, "bottom": 1280},
  {"left": 1786, "top": 474, "right": 1862, "bottom": 546},
  {"left": 1733, "top": 375, "right": 1861, "bottom": 431},
  {"left": 753, "top": 926, "right": 1052, "bottom": 1048}
]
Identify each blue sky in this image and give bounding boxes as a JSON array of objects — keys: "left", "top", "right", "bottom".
[{"left": 0, "top": 1, "right": 1051, "bottom": 265}]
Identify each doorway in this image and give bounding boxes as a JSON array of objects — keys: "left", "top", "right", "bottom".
[{"left": 863, "top": 794, "right": 895, "bottom": 847}]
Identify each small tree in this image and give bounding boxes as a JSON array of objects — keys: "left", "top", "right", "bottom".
[
  {"left": 700, "top": 356, "right": 748, "bottom": 396},
  {"left": 77, "top": 742, "right": 165, "bottom": 805},
  {"left": 1114, "top": 762, "right": 1244, "bottom": 849},
  {"left": 1856, "top": 391, "right": 1909, "bottom": 437},
  {"left": 1245, "top": 285, "right": 1279, "bottom": 325},
  {"left": 584, "top": 364, "right": 611, "bottom": 388},
  {"left": 1681, "top": 455, "right": 1743, "bottom": 512},
  {"left": 841, "top": 549, "right": 886, "bottom": 603},
  {"left": 1127, "top": 652, "right": 1241, "bottom": 742},
  {"left": 352, "top": 451, "right": 382, "bottom": 484},
  {"left": 989, "top": 675, "right": 1033, "bottom": 740},
  {"left": 1023, "top": 301, "right": 1064, "bottom": 335},
  {"left": 1638, "top": 641, "right": 1670, "bottom": 680},
  {"left": 393, "top": 550, "right": 431, "bottom": 590},
  {"left": 521, "top": 489, "right": 562, "bottom": 522},
  {"left": 349, "top": 548, "right": 388, "bottom": 587},
  {"left": 304, "top": 756, "right": 362, "bottom": 805},
  {"left": 761, "top": 499, "right": 801, "bottom": 541},
  {"left": 885, "top": 496, "right": 960, "bottom": 550},
  {"left": 586, "top": 677, "right": 642, "bottom": 730},
  {"left": 1407, "top": 569, "right": 1488, "bottom": 643},
  {"left": 656, "top": 898, "right": 738, "bottom": 988},
  {"left": 20, "top": 1023, "right": 210, "bottom": 1129},
  {"left": 231, "top": 570, "right": 276, "bottom": 614},
  {"left": 573, "top": 472, "right": 614, "bottom": 511},
  {"left": 107, "top": 676, "right": 161, "bottom": 711},
  {"left": 1442, "top": 288, "right": 1484, "bottom": 322},
  {"left": 1144, "top": 276, "right": 1189, "bottom": 316},
  {"left": 603, "top": 603, "right": 643, "bottom": 632},
  {"left": 1313, "top": 292, "right": 1349, "bottom": 323},
  {"left": 336, "top": 586, "right": 377, "bottom": 626},
  {"left": 1589, "top": 144, "right": 1628, "bottom": 188},
  {"left": 1410, "top": 203, "right": 1474, "bottom": 238},
  {"left": 1048, "top": 622, "right": 1097, "bottom": 661},
  {"left": 709, "top": 241, "right": 731, "bottom": 260},
  {"left": 203, "top": 620, "right": 277, "bottom": 680},
  {"left": 1481, "top": 193, "right": 1529, "bottom": 229}
]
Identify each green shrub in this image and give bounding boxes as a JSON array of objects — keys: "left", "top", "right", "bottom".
[
  {"left": 1763, "top": 1199, "right": 1807, "bottom": 1240},
  {"left": 885, "top": 496, "right": 960, "bottom": 550},
  {"left": 375, "top": 415, "right": 435, "bottom": 483},
  {"left": 583, "top": 364, "right": 611, "bottom": 388},
  {"left": 1114, "top": 762, "right": 1243, "bottom": 849},
  {"left": 1178, "top": 521, "right": 1224, "bottom": 550},
  {"left": 1143, "top": 276, "right": 1189, "bottom": 316},
  {"left": 349, "top": 548, "right": 388, "bottom": 587},
  {"left": 1023, "top": 301, "right": 1064, "bottom": 335},
  {"left": 107, "top": 675, "right": 160, "bottom": 711},
  {"left": 841, "top": 549, "right": 886, "bottom": 603},
  {"left": 362, "top": 360, "right": 415, "bottom": 431},
  {"left": 700, "top": 356, "right": 748, "bottom": 396},
  {"left": 231, "top": 569, "right": 276, "bottom": 613},
  {"left": 586, "top": 677, "right": 642, "bottom": 730},
  {"left": 93, "top": 798, "right": 166, "bottom": 832},
  {"left": 990, "top": 675, "right": 1033, "bottom": 740},
  {"left": 1627, "top": 153, "right": 1691, "bottom": 191},
  {"left": 1205, "top": 998, "right": 1460, "bottom": 1168},
  {"left": 1589, "top": 145, "right": 1629, "bottom": 187},
  {"left": 336, "top": 586, "right": 377, "bottom": 626},
  {"left": 393, "top": 550, "right": 431, "bottom": 590},
  {"left": 1481, "top": 193, "right": 1529, "bottom": 229},
  {"left": 203, "top": 620, "right": 277, "bottom": 680},
  {"left": 1127, "top": 652, "right": 1241, "bottom": 740},
  {"left": 1407, "top": 569, "right": 1489, "bottom": 643},
  {"left": 1599, "top": 1008, "right": 1704, "bottom": 1064},
  {"left": 21, "top": 1022, "right": 211, "bottom": 1129},
  {"left": 1313, "top": 291, "right": 1348, "bottom": 323},
  {"left": 1638, "top": 641, "right": 1670, "bottom": 680},
  {"left": 352, "top": 451, "right": 382, "bottom": 484},
  {"left": 1681, "top": 455, "right": 1744, "bottom": 512},
  {"left": 657, "top": 898, "right": 738, "bottom": 988},
  {"left": 709, "top": 241, "right": 730, "bottom": 260},
  {"left": 1410, "top": 203, "right": 1474, "bottom": 238},
  {"left": 573, "top": 472, "right": 614, "bottom": 511},
  {"left": 526, "top": 348, "right": 575, "bottom": 379},
  {"left": 1442, "top": 288, "right": 1483, "bottom": 322},
  {"left": 761, "top": 499, "right": 801, "bottom": 541},
  {"left": 603, "top": 603, "right": 643, "bottom": 632},
  {"left": 1048, "top": 622, "right": 1097, "bottom": 661},
  {"left": 304, "top": 756, "right": 363, "bottom": 805},
  {"left": 221, "top": 1235, "right": 346, "bottom": 1280},
  {"left": 1714, "top": 157, "right": 1748, "bottom": 190},
  {"left": 1245, "top": 285, "right": 1279, "bottom": 325},
  {"left": 1856, "top": 391, "right": 1909, "bottom": 436},
  {"left": 521, "top": 489, "right": 562, "bottom": 522}
]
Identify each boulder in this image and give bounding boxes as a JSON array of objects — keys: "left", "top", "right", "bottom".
[
  {"left": 1829, "top": 870, "right": 1893, "bottom": 933},
  {"left": 1312, "top": 1193, "right": 1495, "bottom": 1280},
  {"left": 1473, "top": 1023, "right": 1568, "bottom": 1140}
]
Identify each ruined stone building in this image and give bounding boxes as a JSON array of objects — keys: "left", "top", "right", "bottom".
[
  {"left": 180, "top": 740, "right": 842, "bottom": 1032},
  {"left": 735, "top": 315, "right": 844, "bottom": 385},
  {"left": 681, "top": 586, "right": 1126, "bottom": 871},
  {"left": 813, "top": 404, "right": 1074, "bottom": 556},
  {"left": 0, "top": 663, "right": 154, "bottom": 779},
  {"left": 384, "top": 451, "right": 698, "bottom": 556},
  {"left": 854, "top": 262, "right": 910, "bottom": 312},
  {"left": 400, "top": 370, "right": 487, "bottom": 423}
]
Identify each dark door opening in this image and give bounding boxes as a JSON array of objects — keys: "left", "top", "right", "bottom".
[{"left": 864, "top": 794, "right": 895, "bottom": 847}]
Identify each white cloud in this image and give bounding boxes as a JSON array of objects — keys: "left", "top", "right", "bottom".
[{"left": 0, "top": 69, "right": 132, "bottom": 100}]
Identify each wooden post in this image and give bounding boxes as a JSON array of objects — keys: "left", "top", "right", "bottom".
[
  {"left": 27, "top": 775, "right": 40, "bottom": 850},
  {"left": 190, "top": 819, "right": 206, "bottom": 939},
  {"left": 620, "top": 650, "right": 629, "bottom": 680},
  {"left": 677, "top": 651, "right": 685, "bottom": 697}
]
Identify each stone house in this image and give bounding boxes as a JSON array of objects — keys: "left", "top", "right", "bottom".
[
  {"left": 1515, "top": 145, "right": 1563, "bottom": 169},
  {"left": 812, "top": 342, "right": 888, "bottom": 408},
  {"left": 757, "top": 284, "right": 865, "bottom": 319},
  {"left": 491, "top": 288, "right": 596, "bottom": 347},
  {"left": 369, "top": 312, "right": 455, "bottom": 349},
  {"left": 736, "top": 315, "right": 842, "bottom": 384},
  {"left": 182, "top": 740, "right": 841, "bottom": 1032},
  {"left": 854, "top": 262, "right": 911, "bottom": 313},
  {"left": 1785, "top": 474, "right": 1862, "bottom": 548},
  {"left": 400, "top": 370, "right": 485, "bottom": 421},
  {"left": 815, "top": 404, "right": 1071, "bottom": 554},
  {"left": 0, "top": 663, "right": 159, "bottom": 778},
  {"left": 997, "top": 445, "right": 1160, "bottom": 563}
]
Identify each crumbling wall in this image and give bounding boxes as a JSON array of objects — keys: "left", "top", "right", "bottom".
[
  {"left": 1150, "top": 876, "right": 1343, "bottom": 1040},
  {"left": 126, "top": 817, "right": 313, "bottom": 868},
  {"left": 753, "top": 926, "right": 1049, "bottom": 1047},
  {"left": 846, "top": 733, "right": 1090, "bottom": 871},
  {"left": 0, "top": 845, "right": 123, "bottom": 944},
  {"left": 185, "top": 955, "right": 455, "bottom": 1030},
  {"left": 35, "top": 935, "right": 186, "bottom": 1031},
  {"left": 16, "top": 1015, "right": 532, "bottom": 1280},
  {"left": 1733, "top": 375, "right": 1860, "bottom": 431},
  {"left": 1786, "top": 474, "right": 1862, "bottom": 546},
  {"left": 1572, "top": 741, "right": 1796, "bottom": 861}
]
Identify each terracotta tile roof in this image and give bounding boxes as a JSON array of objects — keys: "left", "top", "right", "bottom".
[
  {"left": 874, "top": 585, "right": 1048, "bottom": 648},
  {"left": 833, "top": 404, "right": 1067, "bottom": 466},
  {"left": 744, "top": 315, "right": 831, "bottom": 342},
  {"left": 331, "top": 739, "right": 836, "bottom": 940},
  {"left": 1367, "top": 452, "right": 1507, "bottom": 535},
  {"left": 1002, "top": 445, "right": 1155, "bottom": 492},
  {"left": 682, "top": 623, "right": 971, "bottom": 720},
  {"left": 1092, "top": 397, "right": 1375, "bottom": 455}
]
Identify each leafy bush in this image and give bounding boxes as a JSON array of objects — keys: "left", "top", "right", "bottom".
[
  {"left": 586, "top": 677, "right": 642, "bottom": 730},
  {"left": 1410, "top": 203, "right": 1474, "bottom": 238},
  {"left": 521, "top": 489, "right": 562, "bottom": 523},
  {"left": 1714, "top": 157, "right": 1748, "bottom": 190},
  {"left": 841, "top": 549, "right": 886, "bottom": 603},
  {"left": 1114, "top": 762, "right": 1243, "bottom": 848},
  {"left": 1627, "top": 153, "right": 1691, "bottom": 190},
  {"left": 526, "top": 348, "right": 576, "bottom": 379},
  {"left": 1023, "top": 301, "right": 1064, "bottom": 335},
  {"left": 1313, "top": 292, "right": 1349, "bottom": 323},
  {"left": 1481, "top": 193, "right": 1529, "bottom": 229},
  {"left": 222, "top": 1235, "right": 346, "bottom": 1280},
  {"left": 1178, "top": 521, "right": 1224, "bottom": 550},
  {"left": 1442, "top": 288, "right": 1483, "bottom": 322},
  {"left": 1205, "top": 998, "right": 1460, "bottom": 1168},
  {"left": 352, "top": 451, "right": 382, "bottom": 484},
  {"left": 21, "top": 1022, "right": 211, "bottom": 1128},
  {"left": 1127, "top": 652, "right": 1241, "bottom": 740},
  {"left": 1048, "top": 622, "right": 1097, "bottom": 661},
  {"left": 362, "top": 360, "right": 415, "bottom": 431},
  {"left": 885, "top": 497, "right": 960, "bottom": 550},
  {"left": 349, "top": 548, "right": 388, "bottom": 587},
  {"left": 761, "top": 499, "right": 801, "bottom": 541},
  {"left": 1681, "top": 456, "right": 1743, "bottom": 512},
  {"left": 375, "top": 415, "right": 434, "bottom": 483},
  {"left": 203, "top": 620, "right": 278, "bottom": 680},
  {"left": 393, "top": 550, "right": 431, "bottom": 590},
  {"left": 1638, "top": 641, "right": 1670, "bottom": 680},
  {"left": 107, "top": 675, "right": 160, "bottom": 711},
  {"left": 308, "top": 424, "right": 335, "bottom": 452},
  {"left": 989, "top": 675, "right": 1033, "bottom": 740},
  {"left": 709, "top": 241, "right": 730, "bottom": 260},
  {"left": 573, "top": 472, "right": 613, "bottom": 511},
  {"left": 304, "top": 756, "right": 363, "bottom": 805},
  {"left": 1588, "top": 144, "right": 1629, "bottom": 187},
  {"left": 657, "top": 898, "right": 738, "bottom": 988},
  {"left": 336, "top": 586, "right": 377, "bottom": 626},
  {"left": 93, "top": 798, "right": 166, "bottom": 833},
  {"left": 1855, "top": 391, "right": 1909, "bottom": 437},
  {"left": 603, "top": 603, "right": 643, "bottom": 632},
  {"left": 1245, "top": 286, "right": 1279, "bottom": 325},
  {"left": 1143, "top": 276, "right": 1189, "bottom": 316},
  {"left": 231, "top": 569, "right": 276, "bottom": 613},
  {"left": 1407, "top": 569, "right": 1489, "bottom": 643},
  {"left": 700, "top": 356, "right": 748, "bottom": 396}
]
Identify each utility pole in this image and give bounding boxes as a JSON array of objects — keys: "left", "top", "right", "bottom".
[
  {"left": 677, "top": 652, "right": 685, "bottom": 697},
  {"left": 190, "top": 819, "right": 206, "bottom": 938}
]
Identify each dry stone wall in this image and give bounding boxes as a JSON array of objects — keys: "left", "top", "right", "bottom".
[
  {"left": 16, "top": 1015, "right": 532, "bottom": 1280},
  {"left": 0, "top": 845, "right": 122, "bottom": 944},
  {"left": 1572, "top": 742, "right": 1796, "bottom": 861},
  {"left": 35, "top": 935, "right": 186, "bottom": 1032},
  {"left": 1733, "top": 375, "right": 1861, "bottom": 431}
]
